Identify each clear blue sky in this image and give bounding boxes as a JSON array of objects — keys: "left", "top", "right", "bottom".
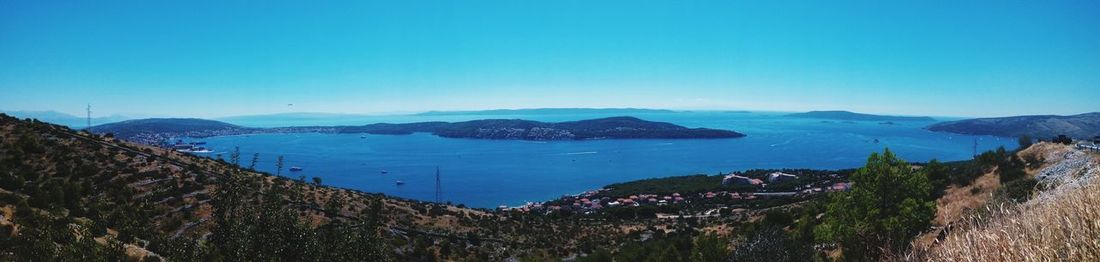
[{"left": 2, "top": 1, "right": 1098, "bottom": 118}]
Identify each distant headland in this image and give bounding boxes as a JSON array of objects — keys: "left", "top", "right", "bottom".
[{"left": 926, "top": 112, "right": 1100, "bottom": 139}]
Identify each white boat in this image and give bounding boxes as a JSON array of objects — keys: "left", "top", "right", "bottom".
[
  {"left": 395, "top": 180, "right": 405, "bottom": 185},
  {"left": 177, "top": 147, "right": 212, "bottom": 153}
]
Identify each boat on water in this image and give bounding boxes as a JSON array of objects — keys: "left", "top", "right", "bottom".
[
  {"left": 289, "top": 166, "right": 303, "bottom": 172},
  {"left": 177, "top": 146, "right": 212, "bottom": 153},
  {"left": 178, "top": 148, "right": 213, "bottom": 153},
  {"left": 171, "top": 140, "right": 212, "bottom": 153},
  {"left": 380, "top": 170, "right": 389, "bottom": 175},
  {"left": 395, "top": 180, "right": 405, "bottom": 185}
]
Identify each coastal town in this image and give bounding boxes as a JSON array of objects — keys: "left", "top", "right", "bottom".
[{"left": 507, "top": 170, "right": 852, "bottom": 218}]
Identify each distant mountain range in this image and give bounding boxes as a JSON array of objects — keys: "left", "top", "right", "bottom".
[
  {"left": 89, "top": 116, "right": 745, "bottom": 142},
  {"left": 415, "top": 108, "right": 680, "bottom": 116},
  {"left": 785, "top": 110, "right": 936, "bottom": 121},
  {"left": 1, "top": 110, "right": 131, "bottom": 128},
  {"left": 927, "top": 112, "right": 1100, "bottom": 139},
  {"left": 217, "top": 112, "right": 372, "bottom": 121}
]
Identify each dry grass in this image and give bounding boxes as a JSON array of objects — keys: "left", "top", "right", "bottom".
[
  {"left": 911, "top": 170, "right": 999, "bottom": 250},
  {"left": 933, "top": 170, "right": 1000, "bottom": 226},
  {"left": 910, "top": 146, "right": 1100, "bottom": 261}
]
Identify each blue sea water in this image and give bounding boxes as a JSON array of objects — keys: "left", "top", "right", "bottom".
[{"left": 198, "top": 111, "right": 1016, "bottom": 208}]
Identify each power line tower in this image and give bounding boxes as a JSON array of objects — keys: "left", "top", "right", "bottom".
[
  {"left": 434, "top": 166, "right": 442, "bottom": 203},
  {"left": 86, "top": 104, "right": 92, "bottom": 130}
]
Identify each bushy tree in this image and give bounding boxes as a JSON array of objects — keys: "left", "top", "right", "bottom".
[
  {"left": 730, "top": 226, "right": 813, "bottom": 262},
  {"left": 923, "top": 159, "right": 948, "bottom": 196},
  {"left": 815, "top": 149, "right": 936, "bottom": 261},
  {"left": 1017, "top": 135, "right": 1033, "bottom": 149},
  {"left": 997, "top": 178, "right": 1038, "bottom": 202},
  {"left": 690, "top": 233, "right": 729, "bottom": 262},
  {"left": 1052, "top": 135, "right": 1072, "bottom": 145}
]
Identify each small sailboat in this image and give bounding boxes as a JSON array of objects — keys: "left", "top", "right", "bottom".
[{"left": 395, "top": 180, "right": 405, "bottom": 186}]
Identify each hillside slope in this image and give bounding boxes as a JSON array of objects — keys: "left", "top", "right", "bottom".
[
  {"left": 926, "top": 112, "right": 1100, "bottom": 139},
  {"left": 911, "top": 143, "right": 1100, "bottom": 260},
  {"left": 0, "top": 114, "right": 638, "bottom": 260}
]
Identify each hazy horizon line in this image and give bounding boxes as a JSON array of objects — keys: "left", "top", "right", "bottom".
[{"left": 4, "top": 106, "right": 1098, "bottom": 121}]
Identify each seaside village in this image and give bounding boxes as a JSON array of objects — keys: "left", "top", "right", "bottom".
[{"left": 505, "top": 171, "right": 852, "bottom": 216}]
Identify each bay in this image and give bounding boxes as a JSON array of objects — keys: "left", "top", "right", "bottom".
[{"left": 197, "top": 111, "right": 1016, "bottom": 208}]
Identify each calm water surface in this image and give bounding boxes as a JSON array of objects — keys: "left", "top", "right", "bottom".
[{"left": 198, "top": 112, "right": 1015, "bottom": 208}]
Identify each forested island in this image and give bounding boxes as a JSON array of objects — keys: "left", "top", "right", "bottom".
[{"left": 88, "top": 116, "right": 745, "bottom": 143}]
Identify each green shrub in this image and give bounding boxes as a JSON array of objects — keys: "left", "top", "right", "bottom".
[
  {"left": 999, "top": 167, "right": 1027, "bottom": 183},
  {"left": 997, "top": 178, "right": 1038, "bottom": 202},
  {"left": 732, "top": 226, "right": 815, "bottom": 262}
]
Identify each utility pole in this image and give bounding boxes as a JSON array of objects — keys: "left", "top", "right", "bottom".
[
  {"left": 86, "top": 104, "right": 92, "bottom": 129},
  {"left": 435, "top": 166, "right": 442, "bottom": 203}
]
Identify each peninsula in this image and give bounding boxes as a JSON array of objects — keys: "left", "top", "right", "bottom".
[{"left": 927, "top": 112, "right": 1100, "bottom": 139}]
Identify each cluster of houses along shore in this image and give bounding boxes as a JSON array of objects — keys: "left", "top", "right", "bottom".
[
  {"left": 720, "top": 171, "right": 801, "bottom": 186},
  {"left": 504, "top": 171, "right": 852, "bottom": 213}
]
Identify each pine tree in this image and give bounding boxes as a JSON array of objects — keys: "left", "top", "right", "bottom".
[
  {"left": 248, "top": 153, "right": 259, "bottom": 170},
  {"left": 275, "top": 155, "right": 284, "bottom": 176},
  {"left": 815, "top": 149, "right": 936, "bottom": 260},
  {"left": 230, "top": 146, "right": 241, "bottom": 166}
]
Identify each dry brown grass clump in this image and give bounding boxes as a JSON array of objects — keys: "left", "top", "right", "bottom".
[
  {"left": 932, "top": 170, "right": 999, "bottom": 226},
  {"left": 911, "top": 151, "right": 1100, "bottom": 261}
]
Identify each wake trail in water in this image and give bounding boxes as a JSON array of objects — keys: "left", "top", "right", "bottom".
[
  {"left": 770, "top": 138, "right": 795, "bottom": 147},
  {"left": 555, "top": 151, "right": 598, "bottom": 155}
]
